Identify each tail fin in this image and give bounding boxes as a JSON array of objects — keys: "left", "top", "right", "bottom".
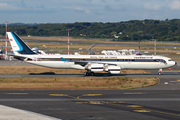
[{"left": 7, "top": 32, "right": 36, "bottom": 55}]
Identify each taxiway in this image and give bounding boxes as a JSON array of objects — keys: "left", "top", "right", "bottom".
[{"left": 0, "top": 60, "right": 180, "bottom": 120}]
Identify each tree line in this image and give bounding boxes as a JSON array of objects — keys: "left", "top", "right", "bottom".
[{"left": 0, "top": 19, "right": 180, "bottom": 41}]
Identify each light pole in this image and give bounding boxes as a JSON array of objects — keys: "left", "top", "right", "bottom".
[
  {"left": 68, "top": 28, "right": 70, "bottom": 55},
  {"left": 5, "top": 21, "right": 8, "bottom": 60},
  {"left": 154, "top": 38, "right": 156, "bottom": 56}
]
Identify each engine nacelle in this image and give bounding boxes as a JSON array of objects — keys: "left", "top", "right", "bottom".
[
  {"left": 105, "top": 66, "right": 121, "bottom": 74},
  {"left": 85, "top": 64, "right": 104, "bottom": 72}
]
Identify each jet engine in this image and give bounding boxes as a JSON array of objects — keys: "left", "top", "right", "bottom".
[
  {"left": 85, "top": 64, "right": 104, "bottom": 72},
  {"left": 104, "top": 65, "right": 121, "bottom": 74}
]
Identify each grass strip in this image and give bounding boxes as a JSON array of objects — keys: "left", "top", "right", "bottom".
[
  {"left": 0, "top": 66, "right": 151, "bottom": 75},
  {"left": 0, "top": 77, "right": 159, "bottom": 90}
]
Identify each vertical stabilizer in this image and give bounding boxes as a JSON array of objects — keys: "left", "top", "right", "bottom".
[{"left": 7, "top": 32, "right": 36, "bottom": 55}]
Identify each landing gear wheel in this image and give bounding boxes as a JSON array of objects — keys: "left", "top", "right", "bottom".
[
  {"left": 158, "top": 69, "right": 162, "bottom": 75},
  {"left": 84, "top": 71, "right": 94, "bottom": 76},
  {"left": 158, "top": 72, "right": 162, "bottom": 75},
  {"left": 84, "top": 72, "right": 89, "bottom": 76},
  {"left": 90, "top": 72, "right": 94, "bottom": 76}
]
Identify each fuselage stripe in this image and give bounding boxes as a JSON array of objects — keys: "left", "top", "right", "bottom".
[{"left": 27, "top": 58, "right": 166, "bottom": 63}]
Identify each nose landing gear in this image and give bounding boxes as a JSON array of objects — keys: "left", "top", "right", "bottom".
[{"left": 158, "top": 69, "right": 162, "bottom": 75}]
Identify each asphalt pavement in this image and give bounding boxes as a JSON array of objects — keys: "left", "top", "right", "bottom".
[
  {"left": 0, "top": 60, "right": 180, "bottom": 120},
  {"left": 0, "top": 90, "right": 180, "bottom": 120}
]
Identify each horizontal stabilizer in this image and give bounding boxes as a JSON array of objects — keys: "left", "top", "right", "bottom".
[{"left": 8, "top": 53, "right": 27, "bottom": 60}]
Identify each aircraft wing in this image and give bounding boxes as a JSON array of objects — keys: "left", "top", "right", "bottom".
[
  {"left": 74, "top": 61, "right": 117, "bottom": 67},
  {"left": 74, "top": 62, "right": 88, "bottom": 66},
  {"left": 61, "top": 57, "right": 117, "bottom": 67}
]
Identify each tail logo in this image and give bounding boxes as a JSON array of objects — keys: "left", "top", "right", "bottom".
[
  {"left": 11, "top": 32, "right": 23, "bottom": 52},
  {"left": 8, "top": 32, "right": 36, "bottom": 54},
  {"left": 33, "top": 57, "right": 37, "bottom": 62}
]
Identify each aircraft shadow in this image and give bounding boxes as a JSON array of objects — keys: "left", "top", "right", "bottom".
[
  {"left": 29, "top": 72, "right": 83, "bottom": 76},
  {"left": 29, "top": 72, "right": 178, "bottom": 77},
  {"left": 29, "top": 72, "right": 56, "bottom": 75}
]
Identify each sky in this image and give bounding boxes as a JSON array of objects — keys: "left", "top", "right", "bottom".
[{"left": 1, "top": 0, "right": 180, "bottom": 24}]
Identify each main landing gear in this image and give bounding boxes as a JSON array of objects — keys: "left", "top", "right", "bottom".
[
  {"left": 158, "top": 69, "right": 162, "bottom": 75},
  {"left": 84, "top": 71, "right": 94, "bottom": 76}
]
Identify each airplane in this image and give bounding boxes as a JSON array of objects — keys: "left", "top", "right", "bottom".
[{"left": 7, "top": 32, "right": 177, "bottom": 76}]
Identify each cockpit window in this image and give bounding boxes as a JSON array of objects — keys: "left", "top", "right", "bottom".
[
  {"left": 168, "top": 59, "right": 172, "bottom": 61},
  {"left": 156, "top": 59, "right": 166, "bottom": 63}
]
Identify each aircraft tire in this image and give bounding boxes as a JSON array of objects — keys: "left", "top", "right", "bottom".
[
  {"left": 90, "top": 72, "right": 94, "bottom": 76},
  {"left": 84, "top": 72, "right": 89, "bottom": 76},
  {"left": 158, "top": 72, "right": 162, "bottom": 75}
]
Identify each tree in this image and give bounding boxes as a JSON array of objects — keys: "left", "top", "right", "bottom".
[
  {"left": 0, "top": 19, "right": 180, "bottom": 41},
  {"left": 169, "top": 25, "right": 178, "bottom": 32},
  {"left": 168, "top": 31, "right": 173, "bottom": 36},
  {"left": 111, "top": 31, "right": 117, "bottom": 36},
  {"left": 132, "top": 33, "right": 141, "bottom": 40}
]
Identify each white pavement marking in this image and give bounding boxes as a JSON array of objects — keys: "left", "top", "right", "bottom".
[{"left": 0, "top": 105, "right": 61, "bottom": 120}]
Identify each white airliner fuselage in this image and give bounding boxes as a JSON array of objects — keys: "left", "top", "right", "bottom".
[
  {"left": 24, "top": 54, "right": 175, "bottom": 69},
  {"left": 7, "top": 32, "right": 176, "bottom": 76}
]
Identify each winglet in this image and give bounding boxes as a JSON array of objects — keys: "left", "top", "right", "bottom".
[{"left": 61, "top": 57, "right": 68, "bottom": 61}]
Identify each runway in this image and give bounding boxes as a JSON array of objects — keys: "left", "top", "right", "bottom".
[{"left": 0, "top": 60, "right": 180, "bottom": 119}]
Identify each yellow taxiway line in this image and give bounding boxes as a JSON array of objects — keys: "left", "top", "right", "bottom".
[{"left": 5, "top": 93, "right": 29, "bottom": 95}]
